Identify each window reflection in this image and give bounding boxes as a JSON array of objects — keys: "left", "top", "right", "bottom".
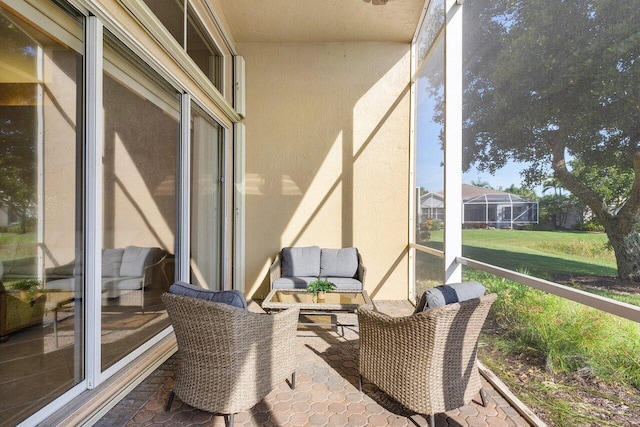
[
  {"left": 0, "top": 4, "right": 83, "bottom": 424},
  {"left": 101, "top": 33, "right": 178, "bottom": 371}
]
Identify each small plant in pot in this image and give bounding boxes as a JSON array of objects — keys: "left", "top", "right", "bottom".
[
  {"left": 9, "top": 279, "right": 42, "bottom": 300},
  {"left": 306, "top": 279, "right": 336, "bottom": 301}
]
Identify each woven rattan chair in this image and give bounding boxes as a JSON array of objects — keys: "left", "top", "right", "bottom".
[
  {"left": 162, "top": 293, "right": 300, "bottom": 427},
  {"left": 358, "top": 293, "right": 497, "bottom": 426}
]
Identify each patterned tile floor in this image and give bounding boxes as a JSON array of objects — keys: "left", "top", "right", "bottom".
[{"left": 96, "top": 301, "right": 531, "bottom": 427}]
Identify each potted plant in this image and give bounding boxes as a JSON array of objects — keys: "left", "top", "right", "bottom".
[
  {"left": 9, "top": 279, "right": 42, "bottom": 301},
  {"left": 306, "top": 279, "right": 336, "bottom": 301}
]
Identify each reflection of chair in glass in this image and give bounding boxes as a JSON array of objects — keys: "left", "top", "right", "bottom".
[
  {"left": 162, "top": 292, "right": 299, "bottom": 427},
  {"left": 357, "top": 293, "right": 497, "bottom": 426}
]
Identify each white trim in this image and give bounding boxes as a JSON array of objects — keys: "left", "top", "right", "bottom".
[
  {"left": 85, "top": 14, "right": 103, "bottom": 389},
  {"left": 36, "top": 44, "right": 45, "bottom": 281},
  {"left": 233, "top": 122, "right": 246, "bottom": 293},
  {"left": 2, "top": 0, "right": 83, "bottom": 52},
  {"left": 200, "top": 0, "right": 237, "bottom": 55},
  {"left": 408, "top": 38, "right": 418, "bottom": 302},
  {"left": 103, "top": 44, "right": 180, "bottom": 120},
  {"left": 178, "top": 93, "right": 191, "bottom": 282},
  {"left": 234, "top": 55, "right": 246, "bottom": 118},
  {"left": 443, "top": 0, "right": 463, "bottom": 284},
  {"left": 99, "top": 327, "right": 173, "bottom": 381},
  {"left": 115, "top": 0, "right": 241, "bottom": 122},
  {"left": 221, "top": 128, "right": 229, "bottom": 289},
  {"left": 16, "top": 381, "right": 88, "bottom": 427}
]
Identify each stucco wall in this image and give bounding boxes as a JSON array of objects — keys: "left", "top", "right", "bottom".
[{"left": 238, "top": 42, "right": 410, "bottom": 300}]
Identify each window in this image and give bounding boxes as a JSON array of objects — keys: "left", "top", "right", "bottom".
[
  {"left": 190, "top": 102, "right": 224, "bottom": 289},
  {"left": 101, "top": 32, "right": 179, "bottom": 370},
  {"left": 142, "top": 0, "right": 223, "bottom": 92},
  {"left": 0, "top": 2, "right": 84, "bottom": 423}
]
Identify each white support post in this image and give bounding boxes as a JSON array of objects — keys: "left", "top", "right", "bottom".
[
  {"left": 36, "top": 45, "right": 45, "bottom": 281},
  {"left": 233, "top": 123, "right": 246, "bottom": 293},
  {"left": 85, "top": 15, "right": 103, "bottom": 388},
  {"left": 177, "top": 94, "right": 191, "bottom": 282},
  {"left": 444, "top": 0, "right": 463, "bottom": 283}
]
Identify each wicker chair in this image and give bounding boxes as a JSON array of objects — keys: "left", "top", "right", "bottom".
[
  {"left": 162, "top": 293, "right": 300, "bottom": 427},
  {"left": 357, "top": 293, "right": 497, "bottom": 426}
]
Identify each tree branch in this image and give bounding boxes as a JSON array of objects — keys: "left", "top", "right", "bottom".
[{"left": 550, "top": 140, "right": 612, "bottom": 222}]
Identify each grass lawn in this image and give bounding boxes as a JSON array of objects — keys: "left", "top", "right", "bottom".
[
  {"left": 0, "top": 232, "right": 37, "bottom": 259},
  {"left": 427, "top": 229, "right": 617, "bottom": 279}
]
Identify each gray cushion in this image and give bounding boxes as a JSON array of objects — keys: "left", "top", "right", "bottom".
[
  {"left": 168, "top": 281, "right": 247, "bottom": 310},
  {"left": 281, "top": 246, "right": 321, "bottom": 277},
  {"left": 120, "top": 246, "right": 164, "bottom": 277},
  {"left": 45, "top": 277, "right": 79, "bottom": 291},
  {"left": 320, "top": 248, "right": 358, "bottom": 278},
  {"left": 102, "top": 248, "right": 124, "bottom": 277},
  {"left": 102, "top": 277, "right": 143, "bottom": 291},
  {"left": 272, "top": 276, "right": 317, "bottom": 289},
  {"left": 325, "top": 277, "right": 363, "bottom": 291},
  {"left": 422, "top": 281, "right": 486, "bottom": 311}
]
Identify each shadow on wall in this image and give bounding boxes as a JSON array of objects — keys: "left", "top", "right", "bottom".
[{"left": 242, "top": 43, "right": 410, "bottom": 299}]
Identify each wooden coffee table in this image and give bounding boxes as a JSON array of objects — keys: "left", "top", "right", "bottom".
[{"left": 262, "top": 289, "right": 373, "bottom": 333}]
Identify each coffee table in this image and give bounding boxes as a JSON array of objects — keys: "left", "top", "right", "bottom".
[{"left": 262, "top": 289, "right": 373, "bottom": 334}]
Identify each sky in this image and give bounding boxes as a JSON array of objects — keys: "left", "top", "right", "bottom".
[{"left": 415, "top": 74, "right": 542, "bottom": 196}]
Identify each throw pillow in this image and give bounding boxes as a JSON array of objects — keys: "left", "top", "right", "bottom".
[
  {"left": 169, "top": 281, "right": 248, "bottom": 310},
  {"left": 320, "top": 248, "right": 358, "bottom": 278},
  {"left": 422, "top": 281, "right": 486, "bottom": 311},
  {"left": 281, "top": 246, "right": 321, "bottom": 277}
]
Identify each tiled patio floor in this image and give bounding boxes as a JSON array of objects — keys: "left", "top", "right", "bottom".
[{"left": 96, "top": 301, "right": 531, "bottom": 427}]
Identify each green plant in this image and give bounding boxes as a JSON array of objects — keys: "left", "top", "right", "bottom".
[
  {"left": 8, "top": 279, "right": 42, "bottom": 300},
  {"left": 305, "top": 279, "right": 336, "bottom": 296}
]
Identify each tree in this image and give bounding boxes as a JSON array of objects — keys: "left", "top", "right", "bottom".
[
  {"left": 502, "top": 184, "right": 537, "bottom": 202},
  {"left": 0, "top": 108, "right": 37, "bottom": 234},
  {"left": 471, "top": 179, "right": 493, "bottom": 189},
  {"left": 460, "top": 0, "right": 640, "bottom": 281}
]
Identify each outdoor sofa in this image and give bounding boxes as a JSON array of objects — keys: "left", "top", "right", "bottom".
[
  {"left": 45, "top": 246, "right": 174, "bottom": 311},
  {"left": 269, "top": 246, "right": 365, "bottom": 290}
]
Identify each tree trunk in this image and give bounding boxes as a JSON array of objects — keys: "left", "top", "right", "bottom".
[{"left": 604, "top": 221, "right": 640, "bottom": 282}]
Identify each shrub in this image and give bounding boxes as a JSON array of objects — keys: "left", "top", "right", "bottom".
[
  {"left": 573, "top": 220, "right": 605, "bottom": 232},
  {"left": 466, "top": 269, "right": 640, "bottom": 388}
]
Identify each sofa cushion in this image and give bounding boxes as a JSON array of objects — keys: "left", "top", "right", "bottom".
[
  {"left": 102, "top": 277, "right": 143, "bottom": 291},
  {"left": 320, "top": 248, "right": 358, "bottom": 278},
  {"left": 102, "top": 248, "right": 124, "bottom": 277},
  {"left": 272, "top": 276, "right": 317, "bottom": 290},
  {"left": 120, "top": 246, "right": 164, "bottom": 277},
  {"left": 325, "top": 277, "right": 363, "bottom": 291},
  {"left": 421, "top": 281, "right": 486, "bottom": 311},
  {"left": 281, "top": 246, "right": 321, "bottom": 277},
  {"left": 168, "top": 281, "right": 247, "bottom": 310},
  {"left": 45, "top": 277, "right": 79, "bottom": 291}
]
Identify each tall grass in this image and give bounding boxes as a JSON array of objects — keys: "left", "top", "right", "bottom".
[
  {"left": 467, "top": 269, "right": 640, "bottom": 388},
  {"left": 531, "top": 239, "right": 615, "bottom": 262}
]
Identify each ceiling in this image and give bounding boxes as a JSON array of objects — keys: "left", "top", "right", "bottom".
[{"left": 217, "top": 0, "right": 425, "bottom": 44}]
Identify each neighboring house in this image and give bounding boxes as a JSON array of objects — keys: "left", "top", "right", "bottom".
[{"left": 420, "top": 184, "right": 539, "bottom": 229}]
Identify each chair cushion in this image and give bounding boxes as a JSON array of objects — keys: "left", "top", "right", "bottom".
[
  {"left": 120, "top": 246, "right": 164, "bottom": 277},
  {"left": 102, "top": 248, "right": 124, "bottom": 277},
  {"left": 168, "top": 281, "right": 247, "bottom": 310},
  {"left": 320, "top": 248, "right": 358, "bottom": 278},
  {"left": 272, "top": 276, "right": 317, "bottom": 289},
  {"left": 325, "top": 277, "right": 363, "bottom": 291},
  {"left": 281, "top": 246, "right": 321, "bottom": 277},
  {"left": 421, "top": 281, "right": 486, "bottom": 311}
]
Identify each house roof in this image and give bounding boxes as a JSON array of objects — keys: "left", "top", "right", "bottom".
[
  {"left": 421, "top": 184, "right": 537, "bottom": 206},
  {"left": 218, "top": 0, "right": 425, "bottom": 43}
]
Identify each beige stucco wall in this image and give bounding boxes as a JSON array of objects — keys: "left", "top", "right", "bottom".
[{"left": 238, "top": 42, "right": 411, "bottom": 300}]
